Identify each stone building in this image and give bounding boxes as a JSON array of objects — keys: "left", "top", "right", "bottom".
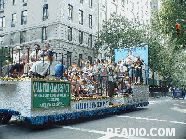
[
  {"left": 98, "top": 0, "right": 160, "bottom": 60},
  {"left": 0, "top": 0, "right": 98, "bottom": 68}
]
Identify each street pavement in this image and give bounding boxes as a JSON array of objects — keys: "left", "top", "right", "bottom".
[{"left": 0, "top": 96, "right": 185, "bottom": 139}]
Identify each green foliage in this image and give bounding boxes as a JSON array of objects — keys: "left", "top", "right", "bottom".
[
  {"left": 149, "top": 0, "right": 186, "bottom": 86},
  {"left": 0, "top": 47, "right": 11, "bottom": 66},
  {"left": 151, "top": 0, "right": 186, "bottom": 49},
  {"left": 94, "top": 14, "right": 147, "bottom": 59},
  {"left": 94, "top": 0, "right": 186, "bottom": 86}
]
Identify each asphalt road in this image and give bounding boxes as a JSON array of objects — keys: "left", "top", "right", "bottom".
[{"left": 0, "top": 97, "right": 185, "bottom": 139}]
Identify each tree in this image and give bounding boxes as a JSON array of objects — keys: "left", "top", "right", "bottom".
[
  {"left": 149, "top": 0, "right": 186, "bottom": 86},
  {"left": 94, "top": 14, "right": 147, "bottom": 61},
  {"left": 151, "top": 0, "right": 186, "bottom": 50}
]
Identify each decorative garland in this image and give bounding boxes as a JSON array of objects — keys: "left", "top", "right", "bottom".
[
  {"left": 0, "top": 102, "right": 149, "bottom": 125},
  {"left": 23, "top": 102, "right": 149, "bottom": 125},
  {"left": 113, "top": 94, "right": 133, "bottom": 98},
  {"left": 108, "top": 103, "right": 124, "bottom": 108},
  {"left": 131, "top": 83, "right": 149, "bottom": 86},
  {"left": 71, "top": 96, "right": 109, "bottom": 101},
  {"left": 0, "top": 77, "right": 70, "bottom": 83},
  {"left": 0, "top": 108, "right": 21, "bottom": 116}
]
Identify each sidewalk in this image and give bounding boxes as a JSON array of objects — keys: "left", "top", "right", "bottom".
[{"left": 149, "top": 92, "right": 173, "bottom": 98}]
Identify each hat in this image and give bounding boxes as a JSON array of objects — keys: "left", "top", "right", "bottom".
[{"left": 14, "top": 46, "right": 21, "bottom": 50}]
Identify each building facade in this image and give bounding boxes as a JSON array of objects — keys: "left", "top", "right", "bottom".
[
  {"left": 98, "top": 0, "right": 160, "bottom": 60},
  {"left": 0, "top": 0, "right": 98, "bottom": 67}
]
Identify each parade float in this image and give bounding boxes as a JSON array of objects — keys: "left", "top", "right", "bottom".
[
  {"left": 0, "top": 46, "right": 149, "bottom": 126},
  {"left": 0, "top": 77, "right": 149, "bottom": 126}
]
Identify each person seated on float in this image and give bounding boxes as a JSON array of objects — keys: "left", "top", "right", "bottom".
[
  {"left": 82, "top": 61, "right": 91, "bottom": 73},
  {"left": 126, "top": 83, "right": 132, "bottom": 94},
  {"left": 92, "top": 59, "right": 101, "bottom": 91},
  {"left": 83, "top": 69, "right": 95, "bottom": 96},
  {"left": 20, "top": 45, "right": 32, "bottom": 77},
  {"left": 20, "top": 45, "right": 41, "bottom": 78},
  {"left": 119, "top": 72, "right": 127, "bottom": 92},
  {"left": 112, "top": 62, "right": 120, "bottom": 92},
  {"left": 93, "top": 59, "right": 101, "bottom": 73},
  {"left": 30, "top": 44, "right": 43, "bottom": 62},
  {"left": 67, "top": 67, "right": 80, "bottom": 97},
  {"left": 8, "top": 46, "right": 24, "bottom": 77},
  {"left": 79, "top": 71, "right": 94, "bottom": 96},
  {"left": 55, "top": 60, "right": 66, "bottom": 79},
  {"left": 28, "top": 44, "right": 54, "bottom": 78}
]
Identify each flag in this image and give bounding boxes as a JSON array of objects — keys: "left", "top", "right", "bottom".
[
  {"left": 77, "top": 66, "right": 81, "bottom": 70},
  {"left": 72, "top": 63, "right": 77, "bottom": 67},
  {"left": 125, "top": 77, "right": 129, "bottom": 81},
  {"left": 46, "top": 56, "right": 51, "bottom": 61},
  {"left": 81, "top": 80, "right": 86, "bottom": 85},
  {"left": 94, "top": 81, "right": 98, "bottom": 85},
  {"left": 76, "top": 76, "right": 80, "bottom": 80},
  {"left": 81, "top": 59, "right": 84, "bottom": 63},
  {"left": 90, "top": 65, "right": 94, "bottom": 68}
]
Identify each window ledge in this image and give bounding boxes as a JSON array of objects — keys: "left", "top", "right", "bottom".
[
  {"left": 68, "top": 17, "right": 72, "bottom": 20},
  {"left": 21, "top": 3, "right": 27, "bottom": 6},
  {"left": 11, "top": 24, "right": 15, "bottom": 27}
]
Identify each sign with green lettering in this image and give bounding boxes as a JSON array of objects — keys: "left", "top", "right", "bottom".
[{"left": 31, "top": 79, "right": 71, "bottom": 111}]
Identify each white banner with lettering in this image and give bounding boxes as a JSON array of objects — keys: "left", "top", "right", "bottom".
[{"left": 71, "top": 99, "right": 110, "bottom": 112}]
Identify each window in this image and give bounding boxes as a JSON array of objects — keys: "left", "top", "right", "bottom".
[
  {"left": 11, "top": 13, "right": 16, "bottom": 27},
  {"left": 68, "top": 4, "right": 73, "bottom": 19},
  {"left": 0, "top": 0, "right": 4, "bottom": 11},
  {"left": 78, "top": 54, "right": 82, "bottom": 67},
  {"left": 12, "top": 0, "right": 16, "bottom": 5},
  {"left": 68, "top": 27, "right": 72, "bottom": 41},
  {"left": 21, "top": 10, "right": 27, "bottom": 25},
  {"left": 42, "top": 27, "right": 47, "bottom": 42},
  {"left": 88, "top": 56, "right": 92, "bottom": 65},
  {"left": 79, "top": 31, "right": 83, "bottom": 44},
  {"left": 88, "top": 34, "right": 92, "bottom": 48},
  {"left": 89, "top": 14, "right": 92, "bottom": 28},
  {"left": 80, "top": 0, "right": 83, "bottom": 4},
  {"left": 0, "top": 16, "right": 5, "bottom": 28},
  {"left": 10, "top": 33, "right": 15, "bottom": 45},
  {"left": 43, "top": 4, "right": 48, "bottom": 21},
  {"left": 22, "top": 0, "right": 28, "bottom": 6},
  {"left": 67, "top": 51, "right": 72, "bottom": 68},
  {"left": 121, "top": 0, "right": 124, "bottom": 6},
  {"left": 79, "top": 9, "right": 83, "bottom": 25},
  {"left": 89, "top": 0, "right": 92, "bottom": 7},
  {"left": 20, "top": 31, "right": 26, "bottom": 44}
]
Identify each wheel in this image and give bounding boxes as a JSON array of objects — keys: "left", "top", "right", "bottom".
[
  {"left": 172, "top": 96, "right": 175, "bottom": 99},
  {"left": 0, "top": 113, "right": 12, "bottom": 124}
]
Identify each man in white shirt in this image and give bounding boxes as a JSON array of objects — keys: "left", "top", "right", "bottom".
[
  {"left": 29, "top": 44, "right": 54, "bottom": 78},
  {"left": 30, "top": 44, "right": 42, "bottom": 62},
  {"left": 8, "top": 46, "right": 24, "bottom": 77},
  {"left": 13, "top": 46, "right": 23, "bottom": 64}
]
